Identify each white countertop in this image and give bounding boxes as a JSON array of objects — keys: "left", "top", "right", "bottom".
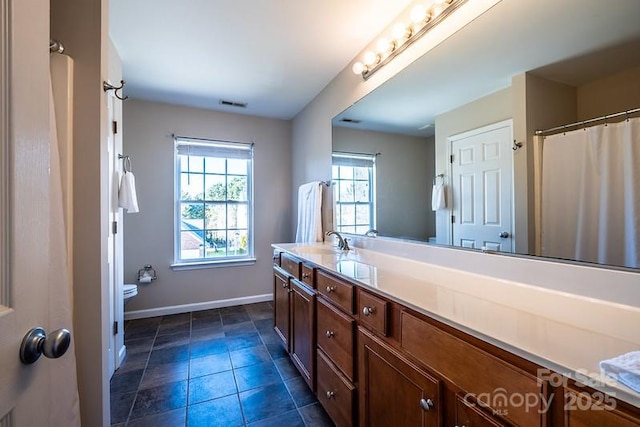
[{"left": 272, "top": 242, "right": 640, "bottom": 408}]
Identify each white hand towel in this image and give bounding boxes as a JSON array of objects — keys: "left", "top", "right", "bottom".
[
  {"left": 295, "top": 181, "right": 323, "bottom": 243},
  {"left": 431, "top": 182, "right": 446, "bottom": 211},
  {"left": 600, "top": 350, "right": 640, "bottom": 393},
  {"left": 118, "top": 172, "right": 139, "bottom": 213}
]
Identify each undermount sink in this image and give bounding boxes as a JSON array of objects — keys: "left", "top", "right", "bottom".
[{"left": 293, "top": 244, "right": 345, "bottom": 255}]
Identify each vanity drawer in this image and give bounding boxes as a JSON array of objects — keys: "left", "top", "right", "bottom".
[
  {"left": 317, "top": 269, "right": 354, "bottom": 314},
  {"left": 400, "top": 311, "right": 546, "bottom": 427},
  {"left": 357, "top": 289, "right": 389, "bottom": 337},
  {"left": 301, "top": 263, "right": 315, "bottom": 288},
  {"left": 317, "top": 297, "right": 356, "bottom": 381},
  {"left": 280, "top": 253, "right": 301, "bottom": 279},
  {"left": 317, "top": 349, "right": 356, "bottom": 427},
  {"left": 565, "top": 386, "right": 640, "bottom": 427}
]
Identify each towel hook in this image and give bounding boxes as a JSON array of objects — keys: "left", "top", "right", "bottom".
[
  {"left": 432, "top": 174, "right": 444, "bottom": 185},
  {"left": 512, "top": 140, "right": 524, "bottom": 151},
  {"left": 103, "top": 80, "right": 129, "bottom": 101}
]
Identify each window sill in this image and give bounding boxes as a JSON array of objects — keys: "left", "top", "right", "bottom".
[{"left": 170, "top": 258, "right": 256, "bottom": 271}]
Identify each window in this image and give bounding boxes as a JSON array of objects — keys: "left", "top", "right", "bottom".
[
  {"left": 332, "top": 152, "right": 376, "bottom": 234},
  {"left": 174, "top": 137, "right": 253, "bottom": 266}
]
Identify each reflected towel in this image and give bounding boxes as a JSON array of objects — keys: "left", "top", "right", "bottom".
[
  {"left": 295, "top": 181, "right": 323, "bottom": 243},
  {"left": 118, "top": 172, "right": 139, "bottom": 213},
  {"left": 600, "top": 350, "right": 640, "bottom": 392},
  {"left": 431, "top": 182, "right": 446, "bottom": 211}
]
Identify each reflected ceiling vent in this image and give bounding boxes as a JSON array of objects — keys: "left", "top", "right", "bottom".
[
  {"left": 219, "top": 99, "right": 247, "bottom": 108},
  {"left": 340, "top": 118, "right": 361, "bottom": 124},
  {"left": 418, "top": 123, "right": 434, "bottom": 130}
]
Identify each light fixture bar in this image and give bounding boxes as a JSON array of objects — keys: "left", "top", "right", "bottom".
[{"left": 356, "top": 0, "right": 468, "bottom": 81}]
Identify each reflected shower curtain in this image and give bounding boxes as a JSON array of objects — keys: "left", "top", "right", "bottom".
[{"left": 541, "top": 117, "right": 640, "bottom": 268}]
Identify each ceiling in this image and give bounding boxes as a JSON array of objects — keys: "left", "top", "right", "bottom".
[
  {"left": 333, "top": 0, "right": 640, "bottom": 136},
  {"left": 109, "top": 0, "right": 414, "bottom": 119}
]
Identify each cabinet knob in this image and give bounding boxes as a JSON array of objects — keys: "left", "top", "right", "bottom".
[
  {"left": 302, "top": 273, "right": 310, "bottom": 279},
  {"left": 326, "top": 286, "right": 336, "bottom": 293},
  {"left": 281, "top": 282, "right": 288, "bottom": 288},
  {"left": 326, "top": 391, "right": 335, "bottom": 399},
  {"left": 419, "top": 398, "right": 434, "bottom": 412},
  {"left": 362, "top": 306, "right": 375, "bottom": 316},
  {"left": 326, "top": 330, "right": 334, "bottom": 338}
]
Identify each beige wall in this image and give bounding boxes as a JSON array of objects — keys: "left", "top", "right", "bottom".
[
  {"left": 578, "top": 64, "right": 640, "bottom": 119},
  {"left": 332, "top": 127, "right": 435, "bottom": 240},
  {"left": 122, "top": 100, "right": 292, "bottom": 313}
]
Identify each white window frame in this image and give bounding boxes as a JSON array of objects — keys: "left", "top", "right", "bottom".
[
  {"left": 172, "top": 136, "right": 255, "bottom": 269},
  {"left": 331, "top": 152, "right": 376, "bottom": 235}
]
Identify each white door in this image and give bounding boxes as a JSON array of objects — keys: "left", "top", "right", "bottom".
[
  {"left": 450, "top": 120, "right": 514, "bottom": 252},
  {"left": 107, "top": 90, "right": 125, "bottom": 377},
  {"left": 0, "top": 1, "right": 77, "bottom": 425}
]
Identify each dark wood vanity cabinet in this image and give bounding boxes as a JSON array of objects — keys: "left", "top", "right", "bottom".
[
  {"left": 273, "top": 254, "right": 317, "bottom": 392},
  {"left": 273, "top": 251, "right": 640, "bottom": 427},
  {"left": 273, "top": 268, "right": 290, "bottom": 350},
  {"left": 358, "top": 327, "right": 441, "bottom": 427},
  {"left": 290, "top": 278, "right": 316, "bottom": 391}
]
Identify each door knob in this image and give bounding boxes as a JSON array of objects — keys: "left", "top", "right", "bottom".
[
  {"left": 419, "top": 398, "right": 434, "bottom": 411},
  {"left": 20, "top": 327, "right": 71, "bottom": 364},
  {"left": 499, "top": 231, "right": 510, "bottom": 238}
]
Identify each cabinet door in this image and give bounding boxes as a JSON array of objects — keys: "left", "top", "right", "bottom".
[
  {"left": 273, "top": 270, "right": 290, "bottom": 351},
  {"left": 455, "top": 394, "right": 507, "bottom": 427},
  {"left": 358, "top": 327, "right": 441, "bottom": 427},
  {"left": 290, "top": 279, "right": 316, "bottom": 391}
]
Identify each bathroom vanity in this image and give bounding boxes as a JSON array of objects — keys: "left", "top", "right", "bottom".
[{"left": 271, "top": 242, "right": 640, "bottom": 426}]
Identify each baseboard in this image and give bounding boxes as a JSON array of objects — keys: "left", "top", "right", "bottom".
[
  {"left": 124, "top": 293, "right": 273, "bottom": 320},
  {"left": 117, "top": 344, "right": 127, "bottom": 368}
]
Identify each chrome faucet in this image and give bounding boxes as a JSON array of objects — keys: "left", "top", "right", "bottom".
[
  {"left": 365, "top": 229, "right": 378, "bottom": 238},
  {"left": 326, "top": 230, "right": 350, "bottom": 251}
]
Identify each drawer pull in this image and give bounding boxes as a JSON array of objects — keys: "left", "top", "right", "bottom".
[
  {"left": 326, "top": 285, "right": 336, "bottom": 293},
  {"left": 302, "top": 273, "right": 310, "bottom": 279},
  {"left": 419, "top": 398, "right": 434, "bottom": 412},
  {"left": 362, "top": 306, "right": 375, "bottom": 316},
  {"left": 326, "top": 330, "right": 335, "bottom": 338},
  {"left": 326, "top": 391, "right": 335, "bottom": 399}
]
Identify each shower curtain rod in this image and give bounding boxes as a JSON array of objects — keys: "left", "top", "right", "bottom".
[{"left": 535, "top": 107, "right": 640, "bottom": 136}]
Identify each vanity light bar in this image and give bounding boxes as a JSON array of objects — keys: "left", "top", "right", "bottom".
[{"left": 352, "top": 0, "right": 468, "bottom": 80}]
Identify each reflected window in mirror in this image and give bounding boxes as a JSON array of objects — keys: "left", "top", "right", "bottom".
[{"left": 332, "top": 152, "right": 376, "bottom": 234}]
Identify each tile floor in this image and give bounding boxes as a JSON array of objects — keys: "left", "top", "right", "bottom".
[{"left": 110, "top": 302, "right": 334, "bottom": 426}]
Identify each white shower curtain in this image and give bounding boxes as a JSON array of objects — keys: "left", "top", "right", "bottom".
[
  {"left": 49, "top": 70, "right": 81, "bottom": 426},
  {"left": 541, "top": 117, "right": 640, "bottom": 268}
]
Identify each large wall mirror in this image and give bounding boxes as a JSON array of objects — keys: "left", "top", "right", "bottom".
[{"left": 332, "top": 0, "right": 640, "bottom": 270}]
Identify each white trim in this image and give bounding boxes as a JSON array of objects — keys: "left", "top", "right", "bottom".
[
  {"left": 0, "top": 0, "right": 10, "bottom": 307},
  {"left": 124, "top": 293, "right": 273, "bottom": 320},
  {"left": 170, "top": 257, "right": 256, "bottom": 270},
  {"left": 117, "top": 344, "right": 126, "bottom": 368}
]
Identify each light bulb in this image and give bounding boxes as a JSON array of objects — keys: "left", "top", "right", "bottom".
[
  {"left": 376, "top": 37, "right": 394, "bottom": 54},
  {"left": 352, "top": 61, "right": 365, "bottom": 75},
  {"left": 363, "top": 51, "right": 379, "bottom": 66},
  {"left": 431, "top": 2, "right": 448, "bottom": 18},
  {"left": 392, "top": 23, "right": 411, "bottom": 41},
  {"left": 410, "top": 4, "right": 428, "bottom": 23}
]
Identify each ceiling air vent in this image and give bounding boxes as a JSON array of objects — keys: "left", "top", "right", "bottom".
[
  {"left": 340, "top": 118, "right": 361, "bottom": 124},
  {"left": 219, "top": 99, "right": 247, "bottom": 109}
]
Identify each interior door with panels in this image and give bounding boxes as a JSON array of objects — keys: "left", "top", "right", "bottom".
[{"left": 449, "top": 120, "right": 514, "bottom": 252}]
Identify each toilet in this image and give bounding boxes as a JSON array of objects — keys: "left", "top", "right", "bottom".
[{"left": 123, "top": 283, "right": 138, "bottom": 303}]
